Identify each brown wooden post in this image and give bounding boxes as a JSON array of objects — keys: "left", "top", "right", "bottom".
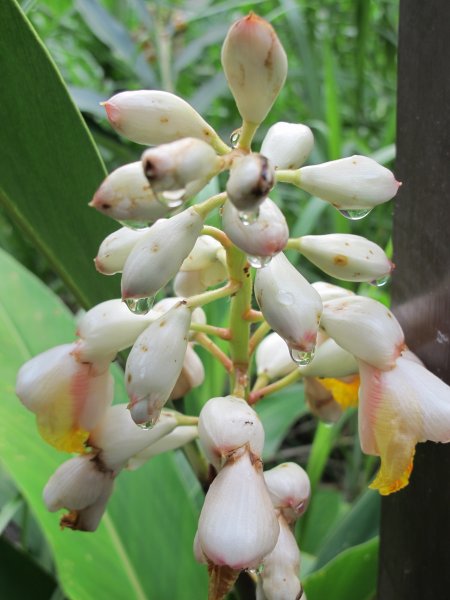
[{"left": 378, "top": 0, "right": 450, "bottom": 597}]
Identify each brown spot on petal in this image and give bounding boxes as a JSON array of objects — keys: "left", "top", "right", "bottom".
[
  {"left": 159, "top": 320, "right": 166, "bottom": 327},
  {"left": 160, "top": 116, "right": 169, "bottom": 123},
  {"left": 333, "top": 254, "right": 348, "bottom": 266},
  {"left": 127, "top": 373, "right": 132, "bottom": 382}
]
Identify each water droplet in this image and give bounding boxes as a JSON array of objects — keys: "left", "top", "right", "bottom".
[
  {"left": 338, "top": 208, "right": 372, "bottom": 220},
  {"left": 246, "top": 564, "right": 264, "bottom": 576},
  {"left": 119, "top": 219, "right": 151, "bottom": 230},
  {"left": 369, "top": 274, "right": 390, "bottom": 287},
  {"left": 124, "top": 296, "right": 154, "bottom": 315},
  {"left": 230, "top": 128, "right": 242, "bottom": 148},
  {"left": 276, "top": 289, "right": 294, "bottom": 306},
  {"left": 137, "top": 420, "right": 155, "bottom": 430},
  {"left": 247, "top": 254, "right": 271, "bottom": 269},
  {"left": 157, "top": 189, "right": 185, "bottom": 209},
  {"left": 289, "top": 345, "right": 316, "bottom": 366},
  {"left": 239, "top": 209, "right": 259, "bottom": 225}
]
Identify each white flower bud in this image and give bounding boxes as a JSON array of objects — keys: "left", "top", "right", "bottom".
[
  {"left": 198, "top": 396, "right": 265, "bottom": 470},
  {"left": 121, "top": 207, "right": 203, "bottom": 299},
  {"left": 95, "top": 226, "right": 150, "bottom": 275},
  {"left": 89, "top": 404, "right": 178, "bottom": 471},
  {"left": 193, "top": 530, "right": 207, "bottom": 564},
  {"left": 256, "top": 332, "right": 296, "bottom": 380},
  {"left": 198, "top": 446, "right": 280, "bottom": 569},
  {"left": 173, "top": 270, "right": 205, "bottom": 297},
  {"left": 43, "top": 454, "right": 114, "bottom": 531},
  {"left": 127, "top": 425, "right": 198, "bottom": 470},
  {"left": 75, "top": 299, "right": 153, "bottom": 362},
  {"left": 222, "top": 198, "right": 288, "bottom": 259},
  {"left": 147, "top": 296, "right": 206, "bottom": 331},
  {"left": 170, "top": 344, "right": 205, "bottom": 400},
  {"left": 297, "top": 156, "right": 400, "bottom": 210},
  {"left": 226, "top": 154, "right": 275, "bottom": 212},
  {"left": 126, "top": 303, "right": 192, "bottom": 425},
  {"left": 297, "top": 234, "right": 393, "bottom": 282},
  {"left": 312, "top": 281, "right": 355, "bottom": 303},
  {"left": 261, "top": 122, "right": 314, "bottom": 169},
  {"left": 104, "top": 90, "right": 225, "bottom": 151},
  {"left": 221, "top": 13, "right": 287, "bottom": 125},
  {"left": 180, "top": 235, "right": 223, "bottom": 272},
  {"left": 142, "top": 138, "right": 220, "bottom": 194},
  {"left": 264, "top": 463, "right": 311, "bottom": 523},
  {"left": 254, "top": 253, "right": 323, "bottom": 361},
  {"left": 16, "top": 343, "right": 113, "bottom": 452},
  {"left": 321, "top": 296, "right": 405, "bottom": 370},
  {"left": 260, "top": 513, "right": 302, "bottom": 600},
  {"left": 89, "top": 162, "right": 169, "bottom": 222},
  {"left": 177, "top": 236, "right": 228, "bottom": 294},
  {"left": 299, "top": 337, "right": 358, "bottom": 378},
  {"left": 303, "top": 377, "right": 344, "bottom": 424}
]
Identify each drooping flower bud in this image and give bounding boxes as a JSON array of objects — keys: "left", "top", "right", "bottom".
[
  {"left": 261, "top": 122, "right": 314, "bottom": 169},
  {"left": 221, "top": 13, "right": 288, "bottom": 125},
  {"left": 89, "top": 404, "right": 178, "bottom": 472},
  {"left": 358, "top": 356, "right": 450, "bottom": 495},
  {"left": 74, "top": 299, "right": 152, "bottom": 362},
  {"left": 295, "top": 156, "right": 400, "bottom": 211},
  {"left": 198, "top": 446, "right": 280, "bottom": 570},
  {"left": 256, "top": 332, "right": 296, "bottom": 380},
  {"left": 16, "top": 343, "right": 113, "bottom": 452},
  {"left": 222, "top": 198, "right": 288, "bottom": 262},
  {"left": 296, "top": 234, "right": 393, "bottom": 282},
  {"left": 175, "top": 235, "right": 228, "bottom": 296},
  {"left": 321, "top": 296, "right": 405, "bottom": 370},
  {"left": 254, "top": 253, "right": 323, "bottom": 363},
  {"left": 173, "top": 270, "right": 205, "bottom": 297},
  {"left": 304, "top": 375, "right": 360, "bottom": 423},
  {"left": 121, "top": 207, "right": 203, "bottom": 300},
  {"left": 127, "top": 425, "right": 198, "bottom": 470},
  {"left": 43, "top": 454, "right": 114, "bottom": 532},
  {"left": 259, "top": 513, "right": 302, "bottom": 600},
  {"left": 170, "top": 344, "right": 205, "bottom": 400},
  {"left": 103, "top": 90, "right": 228, "bottom": 153},
  {"left": 125, "top": 303, "right": 192, "bottom": 425},
  {"left": 264, "top": 463, "right": 311, "bottom": 523},
  {"left": 95, "top": 226, "right": 150, "bottom": 275},
  {"left": 89, "top": 162, "right": 170, "bottom": 223},
  {"left": 299, "top": 337, "right": 358, "bottom": 378},
  {"left": 226, "top": 154, "right": 275, "bottom": 214},
  {"left": 142, "top": 138, "right": 220, "bottom": 197},
  {"left": 312, "top": 281, "right": 355, "bottom": 303},
  {"left": 198, "top": 395, "right": 265, "bottom": 470},
  {"left": 148, "top": 296, "right": 206, "bottom": 334}
]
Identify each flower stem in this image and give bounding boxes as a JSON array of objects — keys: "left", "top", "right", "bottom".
[
  {"left": 201, "top": 225, "right": 232, "bottom": 249},
  {"left": 186, "top": 281, "right": 240, "bottom": 309},
  {"left": 275, "top": 169, "right": 301, "bottom": 186},
  {"left": 194, "top": 192, "right": 227, "bottom": 219},
  {"left": 286, "top": 238, "right": 302, "bottom": 251},
  {"left": 237, "top": 120, "right": 259, "bottom": 152},
  {"left": 243, "top": 308, "right": 264, "bottom": 322},
  {"left": 248, "top": 369, "right": 302, "bottom": 405},
  {"left": 195, "top": 333, "right": 233, "bottom": 372},
  {"left": 190, "top": 322, "right": 231, "bottom": 340},
  {"left": 249, "top": 321, "right": 271, "bottom": 355},
  {"left": 252, "top": 373, "right": 269, "bottom": 392}
]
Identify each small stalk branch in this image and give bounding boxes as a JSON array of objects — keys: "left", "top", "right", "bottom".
[
  {"left": 248, "top": 369, "right": 302, "bottom": 405},
  {"left": 275, "top": 169, "right": 301, "bottom": 186},
  {"left": 190, "top": 322, "right": 231, "bottom": 340},
  {"left": 195, "top": 333, "right": 233, "bottom": 373},
  {"left": 243, "top": 308, "right": 264, "bottom": 322},
  {"left": 186, "top": 281, "right": 240, "bottom": 309},
  {"left": 194, "top": 192, "right": 227, "bottom": 219},
  {"left": 286, "top": 238, "right": 302, "bottom": 251},
  {"left": 248, "top": 321, "right": 271, "bottom": 355},
  {"left": 201, "top": 225, "right": 233, "bottom": 249}
]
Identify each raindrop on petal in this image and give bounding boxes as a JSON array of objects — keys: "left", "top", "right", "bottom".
[
  {"left": 137, "top": 420, "right": 155, "bottom": 430},
  {"left": 157, "top": 189, "right": 186, "bottom": 209},
  {"left": 289, "top": 345, "right": 316, "bottom": 366},
  {"left": 276, "top": 290, "right": 294, "bottom": 306},
  {"left": 247, "top": 255, "right": 272, "bottom": 269},
  {"left": 239, "top": 209, "right": 260, "bottom": 225},
  {"left": 369, "top": 274, "right": 391, "bottom": 287},
  {"left": 119, "top": 219, "right": 152, "bottom": 230},
  {"left": 230, "top": 128, "right": 242, "bottom": 148},
  {"left": 338, "top": 208, "right": 372, "bottom": 221},
  {"left": 124, "top": 296, "right": 154, "bottom": 315}
]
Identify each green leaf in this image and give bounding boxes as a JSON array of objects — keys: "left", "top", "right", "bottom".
[
  {"left": 0, "top": 0, "right": 118, "bottom": 307},
  {"left": 0, "top": 248, "right": 207, "bottom": 599},
  {"left": 255, "top": 384, "right": 308, "bottom": 462},
  {"left": 303, "top": 537, "right": 379, "bottom": 600}
]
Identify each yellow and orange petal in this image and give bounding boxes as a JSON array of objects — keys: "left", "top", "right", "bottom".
[{"left": 319, "top": 375, "right": 360, "bottom": 410}]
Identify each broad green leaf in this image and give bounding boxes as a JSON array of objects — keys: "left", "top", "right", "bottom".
[
  {"left": 0, "top": 248, "right": 207, "bottom": 599},
  {"left": 0, "top": 0, "right": 118, "bottom": 308},
  {"left": 303, "top": 537, "right": 378, "bottom": 600}
]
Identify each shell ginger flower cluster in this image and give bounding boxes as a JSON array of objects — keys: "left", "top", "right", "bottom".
[{"left": 16, "top": 12, "right": 450, "bottom": 600}]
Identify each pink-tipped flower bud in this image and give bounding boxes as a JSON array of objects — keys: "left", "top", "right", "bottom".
[
  {"left": 261, "top": 122, "right": 314, "bottom": 169},
  {"left": 222, "top": 198, "right": 288, "bottom": 260},
  {"left": 296, "top": 155, "right": 400, "bottom": 211},
  {"left": 198, "top": 396, "right": 265, "bottom": 470},
  {"left": 16, "top": 343, "right": 113, "bottom": 453},
  {"left": 103, "top": 90, "right": 226, "bottom": 152},
  {"left": 256, "top": 332, "right": 296, "bottom": 380},
  {"left": 297, "top": 234, "right": 393, "bottom": 283},
  {"left": 125, "top": 303, "right": 192, "bottom": 425},
  {"left": 198, "top": 446, "right": 280, "bottom": 570},
  {"left": 264, "top": 463, "right": 311, "bottom": 523},
  {"left": 43, "top": 454, "right": 114, "bottom": 532},
  {"left": 89, "top": 404, "right": 178, "bottom": 472},
  {"left": 226, "top": 154, "right": 274, "bottom": 212},
  {"left": 95, "top": 226, "right": 150, "bottom": 275},
  {"left": 221, "top": 13, "right": 287, "bottom": 125},
  {"left": 127, "top": 425, "right": 198, "bottom": 470},
  {"left": 260, "top": 513, "right": 302, "bottom": 600},
  {"left": 121, "top": 207, "right": 203, "bottom": 300},
  {"left": 75, "top": 299, "right": 153, "bottom": 362},
  {"left": 89, "top": 162, "right": 170, "bottom": 223},
  {"left": 142, "top": 138, "right": 220, "bottom": 195},
  {"left": 254, "top": 253, "right": 323, "bottom": 363},
  {"left": 170, "top": 344, "right": 205, "bottom": 400},
  {"left": 321, "top": 295, "right": 405, "bottom": 370},
  {"left": 312, "top": 281, "right": 355, "bottom": 303}
]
